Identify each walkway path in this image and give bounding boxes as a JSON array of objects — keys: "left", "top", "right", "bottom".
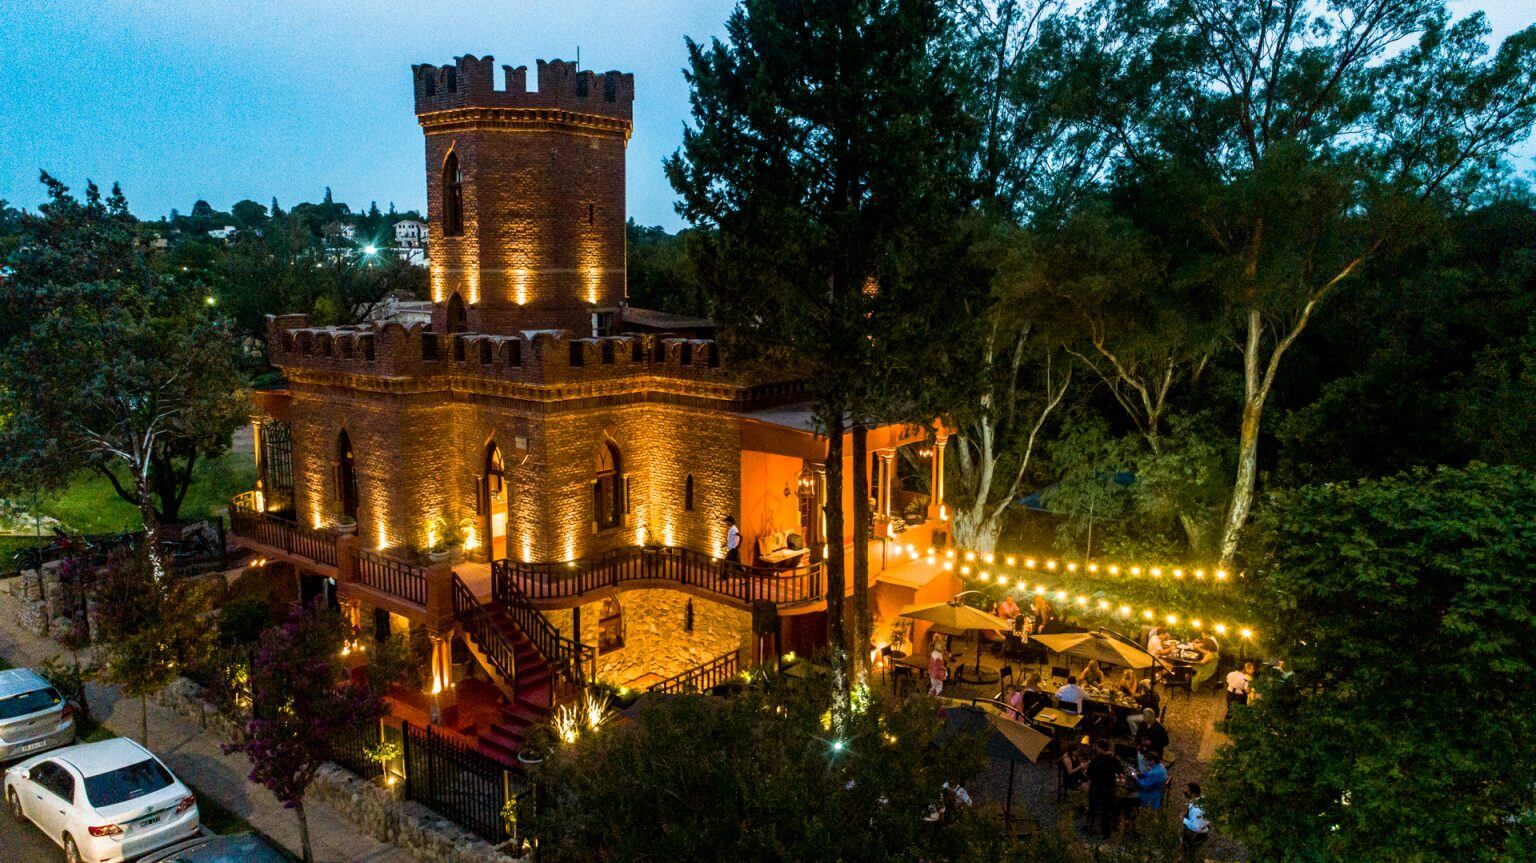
[{"left": 0, "top": 610, "right": 412, "bottom": 863}]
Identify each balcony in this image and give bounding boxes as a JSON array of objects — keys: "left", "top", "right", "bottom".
[
  {"left": 227, "top": 493, "right": 439, "bottom": 619},
  {"left": 227, "top": 491, "right": 339, "bottom": 574},
  {"left": 490, "top": 545, "right": 826, "bottom": 611}
]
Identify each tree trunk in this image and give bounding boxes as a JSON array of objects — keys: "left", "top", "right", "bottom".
[
  {"left": 849, "top": 421, "right": 871, "bottom": 696},
  {"left": 134, "top": 473, "right": 169, "bottom": 582},
  {"left": 294, "top": 799, "right": 313, "bottom": 863},
  {"left": 822, "top": 410, "right": 850, "bottom": 728},
  {"left": 1218, "top": 396, "right": 1262, "bottom": 567},
  {"left": 71, "top": 654, "right": 92, "bottom": 732},
  {"left": 1218, "top": 310, "right": 1267, "bottom": 568},
  {"left": 139, "top": 693, "right": 149, "bottom": 748}
]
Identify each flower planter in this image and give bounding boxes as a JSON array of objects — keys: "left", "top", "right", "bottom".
[
  {"left": 427, "top": 549, "right": 449, "bottom": 564},
  {"left": 336, "top": 522, "right": 357, "bottom": 535}
]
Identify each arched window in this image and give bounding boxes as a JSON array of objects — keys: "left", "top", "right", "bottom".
[
  {"left": 442, "top": 152, "right": 464, "bottom": 237},
  {"left": 446, "top": 293, "right": 467, "bottom": 334},
  {"left": 684, "top": 474, "right": 695, "bottom": 512},
  {"left": 592, "top": 442, "right": 624, "bottom": 530},
  {"left": 598, "top": 597, "right": 624, "bottom": 653},
  {"left": 335, "top": 430, "right": 357, "bottom": 520}
]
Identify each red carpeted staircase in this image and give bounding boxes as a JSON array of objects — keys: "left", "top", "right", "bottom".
[{"left": 466, "top": 608, "right": 554, "bottom": 764}]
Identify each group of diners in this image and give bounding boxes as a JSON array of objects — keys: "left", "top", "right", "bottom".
[{"left": 1000, "top": 662, "right": 1158, "bottom": 720}]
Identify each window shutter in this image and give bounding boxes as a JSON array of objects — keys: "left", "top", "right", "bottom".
[
  {"left": 622, "top": 474, "right": 632, "bottom": 514},
  {"left": 475, "top": 480, "right": 487, "bottom": 516}
]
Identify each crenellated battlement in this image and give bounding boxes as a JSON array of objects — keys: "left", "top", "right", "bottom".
[
  {"left": 259, "top": 315, "right": 810, "bottom": 407},
  {"left": 412, "top": 54, "right": 633, "bottom": 124}
]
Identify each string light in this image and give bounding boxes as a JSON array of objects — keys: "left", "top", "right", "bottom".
[{"left": 938, "top": 543, "right": 1256, "bottom": 639}]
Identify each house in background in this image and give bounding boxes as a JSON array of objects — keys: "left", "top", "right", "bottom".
[
  {"left": 392, "top": 218, "right": 429, "bottom": 265},
  {"left": 230, "top": 53, "right": 956, "bottom": 763}
]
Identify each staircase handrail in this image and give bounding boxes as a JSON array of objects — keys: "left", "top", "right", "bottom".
[
  {"left": 452, "top": 574, "right": 516, "bottom": 688},
  {"left": 491, "top": 565, "right": 596, "bottom": 688}
]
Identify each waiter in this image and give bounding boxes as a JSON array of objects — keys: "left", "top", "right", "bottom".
[{"left": 723, "top": 515, "right": 741, "bottom": 564}]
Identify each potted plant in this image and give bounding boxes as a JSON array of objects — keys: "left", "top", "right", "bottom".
[
  {"left": 424, "top": 516, "right": 451, "bottom": 563},
  {"left": 334, "top": 507, "right": 357, "bottom": 535},
  {"left": 518, "top": 723, "right": 557, "bottom": 767}
]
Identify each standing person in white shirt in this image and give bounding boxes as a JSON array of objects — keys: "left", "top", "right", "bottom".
[
  {"left": 1180, "top": 782, "right": 1211, "bottom": 860},
  {"left": 1226, "top": 661, "right": 1255, "bottom": 710},
  {"left": 723, "top": 515, "right": 741, "bottom": 565}
]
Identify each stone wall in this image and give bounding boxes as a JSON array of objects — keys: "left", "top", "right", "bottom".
[
  {"left": 545, "top": 588, "right": 753, "bottom": 686},
  {"left": 0, "top": 562, "right": 89, "bottom": 638}
]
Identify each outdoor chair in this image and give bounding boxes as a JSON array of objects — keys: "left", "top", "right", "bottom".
[
  {"left": 1056, "top": 697, "right": 1081, "bottom": 715},
  {"left": 997, "top": 665, "right": 1014, "bottom": 690},
  {"left": 1050, "top": 665, "right": 1070, "bottom": 681}
]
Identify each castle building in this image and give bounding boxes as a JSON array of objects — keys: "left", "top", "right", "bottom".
[{"left": 232, "top": 54, "right": 954, "bottom": 760}]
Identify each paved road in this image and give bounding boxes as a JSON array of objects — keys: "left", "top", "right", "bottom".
[{"left": 0, "top": 802, "right": 65, "bottom": 863}]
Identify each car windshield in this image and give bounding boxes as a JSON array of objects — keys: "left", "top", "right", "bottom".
[
  {"left": 83, "top": 758, "right": 174, "bottom": 808},
  {"left": 0, "top": 686, "right": 61, "bottom": 720}
]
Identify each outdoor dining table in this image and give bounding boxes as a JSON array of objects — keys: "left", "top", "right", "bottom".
[
  {"left": 1041, "top": 683, "right": 1140, "bottom": 712},
  {"left": 1031, "top": 706, "right": 1084, "bottom": 732}
]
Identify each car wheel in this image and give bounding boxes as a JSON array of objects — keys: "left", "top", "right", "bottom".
[
  {"left": 63, "top": 834, "right": 82, "bottom": 863},
  {"left": 5, "top": 787, "right": 23, "bottom": 822}
]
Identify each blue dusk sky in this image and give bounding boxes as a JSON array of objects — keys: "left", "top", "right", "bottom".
[{"left": 0, "top": 0, "right": 1531, "bottom": 232}]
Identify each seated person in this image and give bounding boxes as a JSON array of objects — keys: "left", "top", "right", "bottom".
[
  {"left": 1081, "top": 659, "right": 1107, "bottom": 687},
  {"left": 1117, "top": 668, "right": 1140, "bottom": 695},
  {"left": 1134, "top": 679, "right": 1160, "bottom": 714},
  {"left": 1133, "top": 709, "right": 1170, "bottom": 760},
  {"left": 1146, "top": 626, "right": 1175, "bottom": 658},
  {"left": 1032, "top": 595, "right": 1054, "bottom": 631},
  {"left": 1059, "top": 742, "right": 1090, "bottom": 791},
  {"left": 1020, "top": 672, "right": 1044, "bottom": 693},
  {"left": 995, "top": 593, "right": 1021, "bottom": 621},
  {"left": 1004, "top": 684, "right": 1026, "bottom": 719},
  {"left": 1054, "top": 675, "right": 1086, "bottom": 713}
]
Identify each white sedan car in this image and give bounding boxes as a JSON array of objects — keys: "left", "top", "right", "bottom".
[{"left": 4, "top": 737, "right": 200, "bottom": 863}]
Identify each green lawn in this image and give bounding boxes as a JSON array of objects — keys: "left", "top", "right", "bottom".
[{"left": 31, "top": 453, "right": 256, "bottom": 533}]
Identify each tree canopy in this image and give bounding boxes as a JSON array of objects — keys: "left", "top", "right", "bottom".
[{"left": 1207, "top": 463, "right": 1536, "bottom": 862}]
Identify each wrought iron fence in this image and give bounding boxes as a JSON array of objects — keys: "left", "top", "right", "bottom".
[
  {"left": 325, "top": 719, "right": 523, "bottom": 846},
  {"left": 403, "top": 721, "right": 517, "bottom": 844}
]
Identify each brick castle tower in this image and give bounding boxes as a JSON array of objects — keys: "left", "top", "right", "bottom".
[{"left": 413, "top": 55, "right": 635, "bottom": 336}]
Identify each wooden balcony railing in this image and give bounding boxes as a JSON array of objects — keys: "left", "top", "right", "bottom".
[
  {"left": 646, "top": 650, "right": 741, "bottom": 695},
  {"left": 357, "top": 549, "right": 429, "bottom": 607},
  {"left": 228, "top": 492, "right": 338, "bottom": 569},
  {"left": 491, "top": 545, "right": 825, "bottom": 609}
]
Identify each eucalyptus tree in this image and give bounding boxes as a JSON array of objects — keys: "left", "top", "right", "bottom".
[{"left": 1067, "top": 0, "right": 1536, "bottom": 565}]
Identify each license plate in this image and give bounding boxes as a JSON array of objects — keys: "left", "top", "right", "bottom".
[
  {"left": 13, "top": 739, "right": 46, "bottom": 754},
  {"left": 134, "top": 813, "right": 164, "bottom": 831}
]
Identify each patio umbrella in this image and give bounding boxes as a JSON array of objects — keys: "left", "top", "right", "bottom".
[
  {"left": 1031, "top": 631, "right": 1155, "bottom": 669},
  {"left": 899, "top": 600, "right": 1009, "bottom": 680}
]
